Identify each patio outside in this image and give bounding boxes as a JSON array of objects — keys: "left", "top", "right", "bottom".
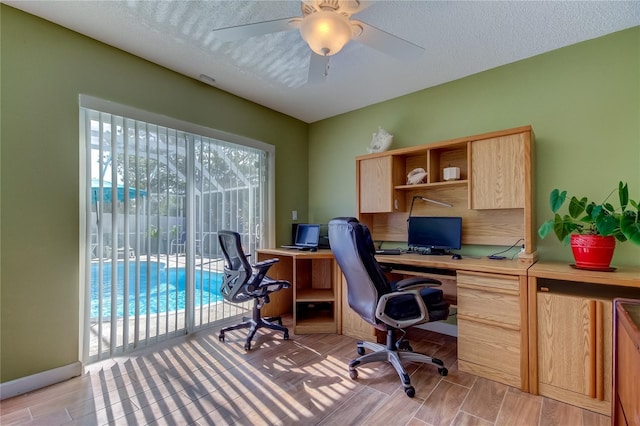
[{"left": 84, "top": 105, "right": 270, "bottom": 363}]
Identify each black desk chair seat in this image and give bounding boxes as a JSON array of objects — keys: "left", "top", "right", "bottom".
[
  {"left": 218, "top": 230, "right": 290, "bottom": 350},
  {"left": 329, "top": 217, "right": 450, "bottom": 397}
]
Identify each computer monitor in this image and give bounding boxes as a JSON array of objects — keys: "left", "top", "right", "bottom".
[
  {"left": 294, "top": 224, "right": 320, "bottom": 247},
  {"left": 407, "top": 216, "right": 462, "bottom": 255}
]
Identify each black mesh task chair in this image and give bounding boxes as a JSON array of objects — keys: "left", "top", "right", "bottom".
[
  {"left": 218, "top": 230, "right": 290, "bottom": 350},
  {"left": 328, "top": 217, "right": 450, "bottom": 397}
]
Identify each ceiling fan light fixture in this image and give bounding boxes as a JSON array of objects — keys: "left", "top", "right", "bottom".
[{"left": 299, "top": 10, "right": 352, "bottom": 56}]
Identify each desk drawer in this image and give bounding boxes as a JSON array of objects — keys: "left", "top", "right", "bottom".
[
  {"left": 457, "top": 271, "right": 519, "bottom": 292},
  {"left": 458, "top": 318, "right": 521, "bottom": 387},
  {"left": 458, "top": 286, "right": 520, "bottom": 327}
]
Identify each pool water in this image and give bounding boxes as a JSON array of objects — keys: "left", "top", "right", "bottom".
[{"left": 90, "top": 261, "right": 222, "bottom": 319}]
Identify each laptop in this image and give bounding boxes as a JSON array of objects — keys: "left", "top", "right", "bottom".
[{"left": 281, "top": 224, "right": 320, "bottom": 250}]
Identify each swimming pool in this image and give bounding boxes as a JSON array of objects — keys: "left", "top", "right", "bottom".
[{"left": 90, "top": 261, "right": 223, "bottom": 319}]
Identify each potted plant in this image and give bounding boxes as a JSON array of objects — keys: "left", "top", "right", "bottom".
[
  {"left": 148, "top": 225, "right": 161, "bottom": 254},
  {"left": 538, "top": 181, "right": 640, "bottom": 270}
]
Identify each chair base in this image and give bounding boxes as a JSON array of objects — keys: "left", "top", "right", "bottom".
[
  {"left": 218, "top": 305, "right": 289, "bottom": 351},
  {"left": 348, "top": 330, "right": 448, "bottom": 398}
]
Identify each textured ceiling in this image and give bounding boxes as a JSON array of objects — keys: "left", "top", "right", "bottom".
[{"left": 6, "top": 1, "right": 640, "bottom": 123}]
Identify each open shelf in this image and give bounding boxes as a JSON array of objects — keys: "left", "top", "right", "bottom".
[
  {"left": 394, "top": 180, "right": 468, "bottom": 191},
  {"left": 296, "top": 288, "right": 335, "bottom": 302}
]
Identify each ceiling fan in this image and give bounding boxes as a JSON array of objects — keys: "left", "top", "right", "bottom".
[{"left": 211, "top": 0, "right": 424, "bottom": 82}]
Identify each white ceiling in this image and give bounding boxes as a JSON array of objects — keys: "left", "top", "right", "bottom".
[{"left": 6, "top": 1, "right": 640, "bottom": 123}]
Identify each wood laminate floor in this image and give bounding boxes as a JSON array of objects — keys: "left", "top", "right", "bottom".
[{"left": 1, "top": 319, "right": 610, "bottom": 425}]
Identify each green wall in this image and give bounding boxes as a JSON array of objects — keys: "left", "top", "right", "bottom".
[
  {"left": 309, "top": 26, "right": 640, "bottom": 266},
  {"left": 0, "top": 6, "right": 308, "bottom": 382},
  {"left": 2, "top": 4, "right": 639, "bottom": 385}
]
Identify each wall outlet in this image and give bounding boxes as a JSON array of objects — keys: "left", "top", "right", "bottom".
[{"left": 292, "top": 210, "right": 298, "bottom": 221}]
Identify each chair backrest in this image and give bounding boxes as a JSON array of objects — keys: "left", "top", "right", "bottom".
[
  {"left": 218, "top": 230, "right": 252, "bottom": 303},
  {"left": 328, "top": 217, "right": 392, "bottom": 326}
]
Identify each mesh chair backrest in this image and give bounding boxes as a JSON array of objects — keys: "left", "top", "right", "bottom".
[
  {"left": 218, "top": 230, "right": 252, "bottom": 303},
  {"left": 328, "top": 217, "right": 392, "bottom": 326}
]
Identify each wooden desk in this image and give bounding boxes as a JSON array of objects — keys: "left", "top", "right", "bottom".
[
  {"left": 375, "top": 252, "right": 530, "bottom": 275},
  {"left": 527, "top": 262, "right": 640, "bottom": 415},
  {"left": 613, "top": 298, "right": 640, "bottom": 425},
  {"left": 257, "top": 248, "right": 340, "bottom": 334},
  {"left": 376, "top": 253, "right": 531, "bottom": 390}
]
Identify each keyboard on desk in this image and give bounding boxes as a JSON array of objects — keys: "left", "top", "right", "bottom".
[
  {"left": 375, "top": 249, "right": 402, "bottom": 255},
  {"left": 376, "top": 261, "right": 457, "bottom": 276}
]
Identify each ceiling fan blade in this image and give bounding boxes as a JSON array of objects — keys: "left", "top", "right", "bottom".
[
  {"left": 352, "top": 20, "right": 424, "bottom": 61},
  {"left": 212, "top": 17, "right": 300, "bottom": 42},
  {"left": 307, "top": 52, "right": 330, "bottom": 84},
  {"left": 353, "top": 1, "right": 375, "bottom": 13}
]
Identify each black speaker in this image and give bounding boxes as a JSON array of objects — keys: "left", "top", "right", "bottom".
[{"left": 291, "top": 223, "right": 299, "bottom": 245}]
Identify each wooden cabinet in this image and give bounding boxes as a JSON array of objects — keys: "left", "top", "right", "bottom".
[
  {"left": 355, "top": 125, "right": 536, "bottom": 260},
  {"left": 613, "top": 299, "right": 640, "bottom": 425},
  {"left": 257, "top": 249, "right": 340, "bottom": 334},
  {"left": 528, "top": 262, "right": 640, "bottom": 415},
  {"left": 470, "top": 133, "right": 528, "bottom": 210},
  {"left": 457, "top": 270, "right": 526, "bottom": 389},
  {"left": 358, "top": 155, "right": 405, "bottom": 213},
  {"left": 339, "top": 273, "right": 378, "bottom": 342},
  {"left": 294, "top": 256, "right": 340, "bottom": 334},
  {"left": 536, "top": 291, "right": 612, "bottom": 414}
]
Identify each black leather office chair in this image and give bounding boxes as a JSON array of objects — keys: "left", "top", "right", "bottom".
[
  {"left": 218, "top": 230, "right": 290, "bottom": 350},
  {"left": 328, "top": 217, "right": 450, "bottom": 397}
]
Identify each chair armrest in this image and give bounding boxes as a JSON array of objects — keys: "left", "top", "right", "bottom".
[
  {"left": 394, "top": 276, "right": 441, "bottom": 291},
  {"left": 253, "top": 258, "right": 279, "bottom": 270},
  {"left": 380, "top": 264, "right": 392, "bottom": 273},
  {"left": 375, "top": 289, "right": 429, "bottom": 329}
]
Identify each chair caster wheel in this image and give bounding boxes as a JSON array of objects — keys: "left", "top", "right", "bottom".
[
  {"left": 357, "top": 347, "right": 365, "bottom": 356},
  {"left": 244, "top": 342, "right": 251, "bottom": 351},
  {"left": 438, "top": 367, "right": 448, "bottom": 376},
  {"left": 405, "top": 386, "right": 415, "bottom": 398},
  {"left": 349, "top": 369, "right": 358, "bottom": 380},
  {"left": 397, "top": 340, "right": 413, "bottom": 352},
  {"left": 283, "top": 332, "right": 289, "bottom": 340},
  {"left": 219, "top": 333, "right": 224, "bottom": 342}
]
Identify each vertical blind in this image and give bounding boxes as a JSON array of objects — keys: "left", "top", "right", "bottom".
[{"left": 81, "top": 100, "right": 272, "bottom": 363}]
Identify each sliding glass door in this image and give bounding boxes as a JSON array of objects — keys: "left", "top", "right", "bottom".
[{"left": 81, "top": 100, "right": 272, "bottom": 363}]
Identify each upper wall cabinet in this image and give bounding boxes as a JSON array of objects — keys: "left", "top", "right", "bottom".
[
  {"left": 355, "top": 126, "right": 536, "bottom": 261},
  {"left": 358, "top": 155, "right": 406, "bottom": 213},
  {"left": 470, "top": 133, "right": 528, "bottom": 210}
]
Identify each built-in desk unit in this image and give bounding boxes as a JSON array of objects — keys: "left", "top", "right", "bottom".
[
  {"left": 356, "top": 125, "right": 536, "bottom": 263},
  {"left": 351, "top": 125, "right": 537, "bottom": 390},
  {"left": 374, "top": 254, "right": 530, "bottom": 390},
  {"left": 528, "top": 262, "right": 640, "bottom": 415},
  {"left": 257, "top": 248, "right": 340, "bottom": 335}
]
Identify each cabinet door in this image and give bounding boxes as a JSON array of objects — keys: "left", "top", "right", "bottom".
[
  {"left": 358, "top": 155, "right": 403, "bottom": 213},
  {"left": 470, "top": 133, "right": 526, "bottom": 209},
  {"left": 537, "top": 293, "right": 612, "bottom": 404}
]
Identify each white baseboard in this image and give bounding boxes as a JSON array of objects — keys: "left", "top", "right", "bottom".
[{"left": 0, "top": 362, "right": 83, "bottom": 400}]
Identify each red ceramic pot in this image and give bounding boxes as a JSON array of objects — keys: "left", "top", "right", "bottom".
[{"left": 570, "top": 234, "right": 616, "bottom": 270}]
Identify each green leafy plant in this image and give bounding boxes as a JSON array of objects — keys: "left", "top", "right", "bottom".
[
  {"left": 538, "top": 181, "right": 640, "bottom": 245},
  {"left": 149, "top": 225, "right": 160, "bottom": 238}
]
